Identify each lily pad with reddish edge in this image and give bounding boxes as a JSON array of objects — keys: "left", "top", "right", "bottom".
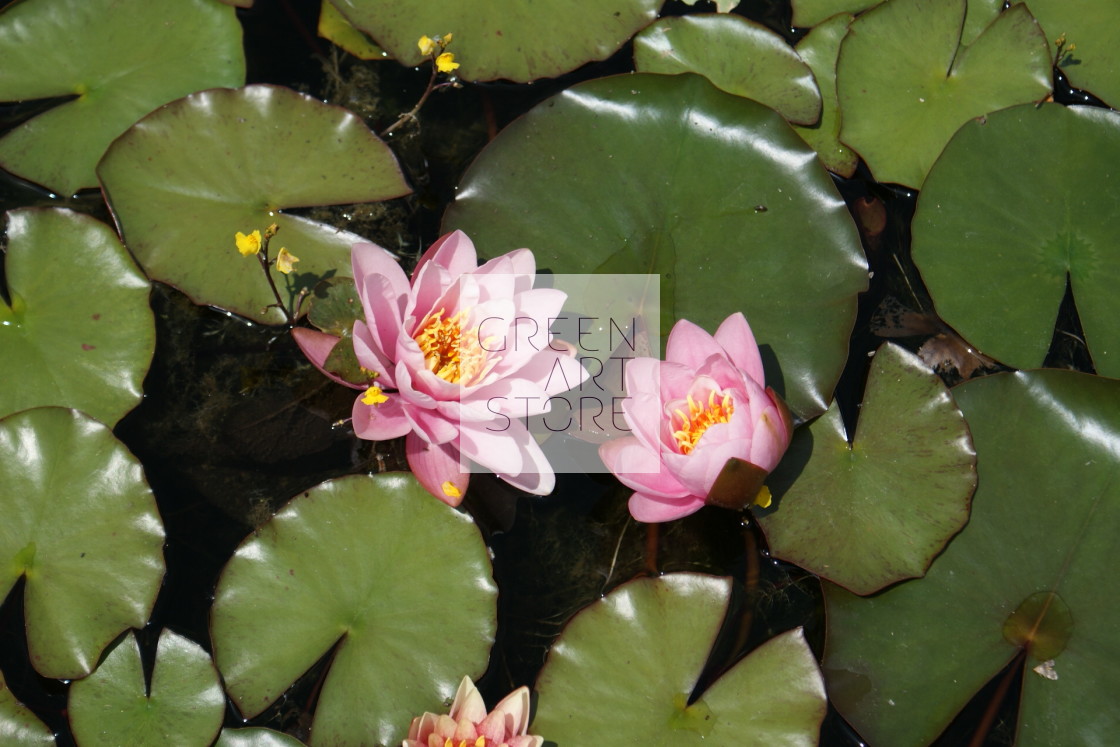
[
  {"left": 328, "top": 0, "right": 663, "bottom": 82},
  {"left": 1024, "top": 0, "right": 1120, "bottom": 107},
  {"left": 912, "top": 104, "right": 1120, "bottom": 377},
  {"left": 825, "top": 370, "right": 1120, "bottom": 746},
  {"left": 319, "top": 1, "right": 386, "bottom": 60},
  {"left": 792, "top": 13, "right": 858, "bottom": 177},
  {"left": 533, "top": 573, "right": 826, "bottom": 743},
  {"left": 0, "top": 0, "right": 244, "bottom": 196},
  {"left": 0, "top": 208, "right": 153, "bottom": 426},
  {"left": 756, "top": 343, "right": 976, "bottom": 595},
  {"left": 210, "top": 473, "right": 496, "bottom": 747},
  {"left": 69, "top": 630, "right": 224, "bottom": 746},
  {"left": 634, "top": 14, "right": 822, "bottom": 125},
  {"left": 0, "top": 408, "right": 165, "bottom": 680},
  {"left": 445, "top": 73, "right": 867, "bottom": 420},
  {"left": 836, "top": 0, "right": 1051, "bottom": 188},
  {"left": 98, "top": 84, "right": 410, "bottom": 325},
  {"left": 0, "top": 671, "right": 53, "bottom": 745}
]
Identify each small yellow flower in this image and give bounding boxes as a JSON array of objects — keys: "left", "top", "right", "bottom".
[
  {"left": 441, "top": 481, "right": 462, "bottom": 499},
  {"left": 361, "top": 385, "right": 388, "bottom": 405},
  {"left": 435, "top": 52, "right": 459, "bottom": 73},
  {"left": 275, "top": 247, "right": 300, "bottom": 275},
  {"left": 235, "top": 230, "right": 262, "bottom": 256},
  {"left": 754, "top": 485, "right": 773, "bottom": 509},
  {"left": 418, "top": 35, "right": 436, "bottom": 55}
]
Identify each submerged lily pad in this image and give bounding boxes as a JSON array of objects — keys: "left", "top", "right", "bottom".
[
  {"left": 0, "top": 0, "right": 244, "bottom": 195},
  {"left": 634, "top": 15, "right": 822, "bottom": 125},
  {"left": 0, "top": 208, "right": 153, "bottom": 426},
  {"left": 825, "top": 370, "right": 1120, "bottom": 746},
  {"left": 0, "top": 671, "right": 53, "bottom": 745},
  {"left": 837, "top": 0, "right": 1051, "bottom": 188},
  {"left": 211, "top": 473, "right": 496, "bottom": 746},
  {"left": 329, "top": 0, "right": 662, "bottom": 82},
  {"left": 1025, "top": 0, "right": 1120, "bottom": 107},
  {"left": 0, "top": 408, "right": 164, "bottom": 680},
  {"left": 69, "top": 630, "right": 224, "bottom": 746},
  {"left": 533, "top": 573, "right": 826, "bottom": 743},
  {"left": 445, "top": 73, "right": 867, "bottom": 419},
  {"left": 757, "top": 343, "right": 975, "bottom": 595},
  {"left": 98, "top": 84, "right": 410, "bottom": 324},
  {"left": 792, "top": 13, "right": 858, "bottom": 176},
  {"left": 912, "top": 104, "right": 1120, "bottom": 376}
]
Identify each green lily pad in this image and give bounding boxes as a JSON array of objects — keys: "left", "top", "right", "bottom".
[
  {"left": 69, "top": 630, "right": 224, "bottom": 746},
  {"left": 328, "top": 0, "right": 662, "bottom": 82},
  {"left": 793, "top": 0, "right": 1003, "bottom": 44},
  {"left": 757, "top": 343, "right": 975, "bottom": 595},
  {"left": 825, "top": 370, "right": 1120, "bottom": 746},
  {"left": 0, "top": 208, "right": 153, "bottom": 426},
  {"left": 0, "top": 671, "right": 53, "bottom": 745},
  {"left": 912, "top": 104, "right": 1120, "bottom": 376},
  {"left": 210, "top": 473, "right": 496, "bottom": 746},
  {"left": 445, "top": 73, "right": 867, "bottom": 419},
  {"left": 533, "top": 573, "right": 826, "bottom": 743},
  {"left": 98, "top": 84, "right": 411, "bottom": 324},
  {"left": 0, "top": 407, "right": 164, "bottom": 679},
  {"left": 216, "top": 728, "right": 307, "bottom": 747},
  {"left": 0, "top": 0, "right": 244, "bottom": 196},
  {"left": 633, "top": 15, "right": 822, "bottom": 125},
  {"left": 836, "top": 0, "right": 1051, "bottom": 188},
  {"left": 1024, "top": 0, "right": 1120, "bottom": 107},
  {"left": 792, "top": 13, "right": 858, "bottom": 176},
  {"left": 319, "top": 1, "right": 386, "bottom": 60}
]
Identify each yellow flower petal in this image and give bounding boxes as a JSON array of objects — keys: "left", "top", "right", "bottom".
[
  {"left": 276, "top": 247, "right": 300, "bottom": 275},
  {"left": 418, "top": 35, "right": 435, "bottom": 55},
  {"left": 441, "top": 481, "right": 462, "bottom": 499},
  {"left": 435, "top": 52, "right": 459, "bottom": 73},
  {"left": 753, "top": 485, "right": 773, "bottom": 509},
  {"left": 235, "top": 230, "right": 262, "bottom": 256},
  {"left": 361, "top": 386, "right": 388, "bottom": 405}
]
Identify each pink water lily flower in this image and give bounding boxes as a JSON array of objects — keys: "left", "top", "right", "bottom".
[
  {"left": 599, "top": 313, "right": 792, "bottom": 522},
  {"left": 294, "top": 231, "right": 585, "bottom": 505},
  {"left": 403, "top": 676, "right": 543, "bottom": 747}
]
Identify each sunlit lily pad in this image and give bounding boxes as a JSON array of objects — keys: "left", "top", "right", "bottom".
[
  {"left": 0, "top": 208, "right": 153, "bottom": 425},
  {"left": 825, "top": 370, "right": 1120, "bottom": 746},
  {"left": 634, "top": 15, "right": 822, "bottom": 125},
  {"left": 1025, "top": 0, "right": 1120, "bottom": 107},
  {"left": 69, "top": 630, "right": 223, "bottom": 745},
  {"left": 211, "top": 473, "right": 496, "bottom": 746},
  {"left": 328, "top": 0, "right": 662, "bottom": 82},
  {"left": 794, "top": 0, "right": 1003, "bottom": 43},
  {"left": 216, "top": 728, "right": 307, "bottom": 747},
  {"left": 837, "top": 0, "right": 1051, "bottom": 188},
  {"left": 0, "top": 407, "right": 164, "bottom": 679},
  {"left": 0, "top": 0, "right": 244, "bottom": 195},
  {"left": 98, "top": 84, "right": 410, "bottom": 324},
  {"left": 445, "top": 73, "right": 867, "bottom": 419},
  {"left": 0, "top": 671, "right": 53, "bottom": 745},
  {"left": 912, "top": 104, "right": 1120, "bottom": 376},
  {"left": 757, "top": 343, "right": 975, "bottom": 595},
  {"left": 533, "top": 573, "right": 826, "bottom": 743},
  {"left": 319, "top": 0, "right": 386, "bottom": 60},
  {"left": 792, "top": 13, "right": 858, "bottom": 176}
]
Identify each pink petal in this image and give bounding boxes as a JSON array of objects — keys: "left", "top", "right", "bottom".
[
  {"left": 406, "top": 433, "right": 468, "bottom": 506},
  {"left": 664, "top": 318, "right": 723, "bottom": 370},
  {"left": 412, "top": 230, "right": 478, "bottom": 281},
  {"left": 291, "top": 328, "right": 363, "bottom": 390},
  {"left": 628, "top": 491, "right": 704, "bottom": 523},
  {"left": 663, "top": 436, "right": 752, "bottom": 497},
  {"left": 352, "top": 321, "right": 394, "bottom": 385},
  {"left": 352, "top": 242, "right": 408, "bottom": 320},
  {"left": 351, "top": 392, "right": 411, "bottom": 441},
  {"left": 358, "top": 272, "right": 406, "bottom": 362},
  {"left": 714, "top": 311, "right": 766, "bottom": 385},
  {"left": 599, "top": 437, "right": 689, "bottom": 498},
  {"left": 405, "top": 405, "right": 461, "bottom": 445},
  {"left": 479, "top": 686, "right": 531, "bottom": 739}
]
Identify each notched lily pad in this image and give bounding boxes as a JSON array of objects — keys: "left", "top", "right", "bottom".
[
  {"left": 0, "top": 0, "right": 245, "bottom": 195},
  {"left": 0, "top": 208, "right": 154, "bottom": 426},
  {"left": 757, "top": 343, "right": 976, "bottom": 595},
  {"left": 98, "top": 84, "right": 411, "bottom": 324},
  {"left": 211, "top": 473, "right": 496, "bottom": 746},
  {"left": 0, "top": 407, "right": 164, "bottom": 680},
  {"left": 792, "top": 13, "right": 859, "bottom": 176}
]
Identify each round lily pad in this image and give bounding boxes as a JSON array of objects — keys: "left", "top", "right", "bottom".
[
  {"left": 329, "top": 0, "right": 663, "bottom": 82},
  {"left": 98, "top": 84, "right": 411, "bottom": 324},
  {"left": 216, "top": 728, "right": 307, "bottom": 747},
  {"left": 633, "top": 14, "right": 822, "bottom": 125},
  {"left": 0, "top": 0, "right": 244, "bottom": 196},
  {"left": 792, "top": 13, "right": 858, "bottom": 176},
  {"left": 825, "top": 370, "right": 1120, "bottom": 746},
  {"left": 210, "top": 473, "right": 497, "bottom": 746},
  {"left": 912, "top": 103, "right": 1120, "bottom": 376},
  {"left": 69, "top": 630, "right": 224, "bottom": 746},
  {"left": 0, "top": 671, "right": 53, "bottom": 745},
  {"left": 0, "top": 208, "right": 153, "bottom": 426},
  {"left": 757, "top": 343, "right": 975, "bottom": 595},
  {"left": 837, "top": 0, "right": 1052, "bottom": 188},
  {"left": 791, "top": 0, "right": 868, "bottom": 27},
  {"left": 0, "top": 407, "right": 165, "bottom": 680},
  {"left": 1026, "top": 0, "right": 1120, "bottom": 107},
  {"left": 533, "top": 573, "right": 826, "bottom": 743},
  {"left": 445, "top": 73, "right": 867, "bottom": 419}
]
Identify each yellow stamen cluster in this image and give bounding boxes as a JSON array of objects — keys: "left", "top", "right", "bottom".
[
  {"left": 413, "top": 308, "right": 494, "bottom": 385},
  {"left": 671, "top": 390, "right": 735, "bottom": 454},
  {"left": 442, "top": 737, "right": 486, "bottom": 747}
]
